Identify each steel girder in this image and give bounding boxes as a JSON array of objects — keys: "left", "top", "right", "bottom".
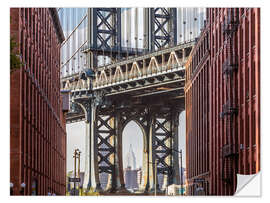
[
  {"left": 90, "top": 104, "right": 182, "bottom": 193},
  {"left": 152, "top": 108, "right": 179, "bottom": 189},
  {"left": 91, "top": 8, "right": 121, "bottom": 67},
  {"left": 93, "top": 8, "right": 121, "bottom": 50},
  {"left": 150, "top": 8, "right": 177, "bottom": 51},
  {"left": 96, "top": 112, "right": 116, "bottom": 175}
]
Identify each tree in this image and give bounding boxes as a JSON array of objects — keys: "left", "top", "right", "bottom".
[{"left": 10, "top": 37, "right": 23, "bottom": 72}]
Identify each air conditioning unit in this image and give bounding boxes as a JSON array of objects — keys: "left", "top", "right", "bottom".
[{"left": 61, "top": 90, "right": 70, "bottom": 112}]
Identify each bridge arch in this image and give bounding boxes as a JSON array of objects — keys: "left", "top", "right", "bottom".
[{"left": 120, "top": 119, "right": 148, "bottom": 191}]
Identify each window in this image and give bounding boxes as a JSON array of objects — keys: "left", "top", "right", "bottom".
[{"left": 245, "top": 18, "right": 249, "bottom": 53}]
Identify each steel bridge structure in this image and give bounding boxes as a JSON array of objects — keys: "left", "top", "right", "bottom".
[
  {"left": 59, "top": 7, "right": 203, "bottom": 194},
  {"left": 61, "top": 40, "right": 194, "bottom": 193}
]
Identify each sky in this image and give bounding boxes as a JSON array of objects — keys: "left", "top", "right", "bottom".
[{"left": 66, "top": 111, "right": 186, "bottom": 173}]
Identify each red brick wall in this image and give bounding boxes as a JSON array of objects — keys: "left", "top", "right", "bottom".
[
  {"left": 10, "top": 69, "right": 22, "bottom": 195},
  {"left": 185, "top": 8, "right": 260, "bottom": 196},
  {"left": 185, "top": 24, "right": 211, "bottom": 195},
  {"left": 10, "top": 8, "right": 66, "bottom": 195},
  {"left": 208, "top": 8, "right": 260, "bottom": 195}
]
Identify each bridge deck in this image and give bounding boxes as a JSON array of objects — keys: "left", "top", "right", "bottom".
[{"left": 62, "top": 41, "right": 195, "bottom": 123}]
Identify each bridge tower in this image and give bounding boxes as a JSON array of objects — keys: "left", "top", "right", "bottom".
[
  {"left": 60, "top": 8, "right": 201, "bottom": 194},
  {"left": 62, "top": 40, "right": 195, "bottom": 193},
  {"left": 82, "top": 8, "right": 178, "bottom": 70}
]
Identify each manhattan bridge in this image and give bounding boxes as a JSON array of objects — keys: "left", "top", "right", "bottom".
[{"left": 58, "top": 8, "right": 206, "bottom": 194}]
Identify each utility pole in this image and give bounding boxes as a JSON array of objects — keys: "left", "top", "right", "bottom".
[
  {"left": 78, "top": 150, "right": 81, "bottom": 195},
  {"left": 78, "top": 150, "right": 81, "bottom": 178},
  {"left": 155, "top": 159, "right": 157, "bottom": 196},
  {"left": 180, "top": 149, "right": 183, "bottom": 196},
  {"left": 73, "top": 148, "right": 80, "bottom": 195},
  {"left": 73, "top": 149, "right": 77, "bottom": 195}
]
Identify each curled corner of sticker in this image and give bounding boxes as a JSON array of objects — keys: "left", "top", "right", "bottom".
[{"left": 234, "top": 172, "right": 261, "bottom": 196}]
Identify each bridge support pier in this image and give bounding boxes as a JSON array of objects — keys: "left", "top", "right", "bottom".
[
  {"left": 148, "top": 109, "right": 182, "bottom": 194},
  {"left": 75, "top": 97, "right": 183, "bottom": 194}
]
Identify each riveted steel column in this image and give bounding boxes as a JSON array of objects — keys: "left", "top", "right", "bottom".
[
  {"left": 171, "top": 8, "right": 177, "bottom": 46},
  {"left": 172, "top": 110, "right": 181, "bottom": 185},
  {"left": 91, "top": 8, "right": 98, "bottom": 68},
  {"left": 148, "top": 115, "right": 155, "bottom": 192},
  {"left": 82, "top": 102, "right": 92, "bottom": 190},
  {"left": 161, "top": 119, "right": 172, "bottom": 190},
  {"left": 116, "top": 8, "right": 122, "bottom": 57},
  {"left": 114, "top": 111, "right": 127, "bottom": 192},
  {"left": 105, "top": 116, "right": 117, "bottom": 192},
  {"left": 83, "top": 119, "right": 91, "bottom": 189},
  {"left": 143, "top": 8, "right": 150, "bottom": 51},
  {"left": 90, "top": 106, "right": 101, "bottom": 191},
  {"left": 150, "top": 8, "right": 155, "bottom": 51},
  {"left": 139, "top": 113, "right": 151, "bottom": 192}
]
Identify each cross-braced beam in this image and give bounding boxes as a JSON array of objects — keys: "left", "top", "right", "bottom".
[{"left": 150, "top": 8, "right": 177, "bottom": 50}]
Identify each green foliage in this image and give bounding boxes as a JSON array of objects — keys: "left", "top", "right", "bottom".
[
  {"left": 81, "top": 188, "right": 100, "bottom": 196},
  {"left": 10, "top": 37, "right": 23, "bottom": 72},
  {"left": 65, "top": 188, "right": 100, "bottom": 196}
]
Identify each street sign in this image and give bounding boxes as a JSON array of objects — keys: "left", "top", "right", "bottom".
[
  {"left": 194, "top": 178, "right": 205, "bottom": 183},
  {"left": 69, "top": 177, "right": 81, "bottom": 182}
]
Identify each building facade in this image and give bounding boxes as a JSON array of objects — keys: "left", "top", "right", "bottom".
[
  {"left": 185, "top": 8, "right": 260, "bottom": 195},
  {"left": 10, "top": 8, "right": 67, "bottom": 195},
  {"left": 185, "top": 22, "right": 210, "bottom": 195},
  {"left": 124, "top": 166, "right": 139, "bottom": 190}
]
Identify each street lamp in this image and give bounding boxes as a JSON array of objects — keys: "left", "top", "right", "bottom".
[
  {"left": 73, "top": 149, "right": 78, "bottom": 195},
  {"left": 179, "top": 149, "right": 183, "bottom": 196},
  {"left": 126, "top": 40, "right": 129, "bottom": 59},
  {"left": 155, "top": 159, "right": 157, "bottom": 196},
  {"left": 139, "top": 38, "right": 142, "bottom": 56},
  {"left": 20, "top": 182, "right": 26, "bottom": 195},
  {"left": 183, "top": 21, "right": 186, "bottom": 43},
  {"left": 77, "top": 150, "right": 82, "bottom": 195},
  {"left": 135, "top": 37, "right": 138, "bottom": 56}
]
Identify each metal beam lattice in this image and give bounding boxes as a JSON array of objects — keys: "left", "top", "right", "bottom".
[
  {"left": 153, "top": 111, "right": 173, "bottom": 179},
  {"left": 95, "top": 112, "right": 116, "bottom": 174},
  {"left": 151, "top": 8, "right": 177, "bottom": 51},
  {"left": 93, "top": 8, "right": 121, "bottom": 51}
]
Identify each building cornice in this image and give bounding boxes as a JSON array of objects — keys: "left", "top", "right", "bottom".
[{"left": 48, "top": 8, "right": 65, "bottom": 43}]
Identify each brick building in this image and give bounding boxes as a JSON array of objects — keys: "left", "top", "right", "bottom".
[
  {"left": 185, "top": 8, "right": 260, "bottom": 195},
  {"left": 10, "top": 8, "right": 67, "bottom": 195},
  {"left": 185, "top": 22, "right": 210, "bottom": 195}
]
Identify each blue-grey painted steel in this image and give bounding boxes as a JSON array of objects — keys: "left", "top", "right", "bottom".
[{"left": 150, "top": 8, "right": 177, "bottom": 51}]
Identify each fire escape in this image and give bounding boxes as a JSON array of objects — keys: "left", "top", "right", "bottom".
[{"left": 220, "top": 8, "right": 239, "bottom": 185}]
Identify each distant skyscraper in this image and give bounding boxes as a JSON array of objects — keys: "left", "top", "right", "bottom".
[
  {"left": 125, "top": 144, "right": 136, "bottom": 170},
  {"left": 99, "top": 173, "right": 109, "bottom": 190},
  {"left": 124, "top": 166, "right": 139, "bottom": 190}
]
